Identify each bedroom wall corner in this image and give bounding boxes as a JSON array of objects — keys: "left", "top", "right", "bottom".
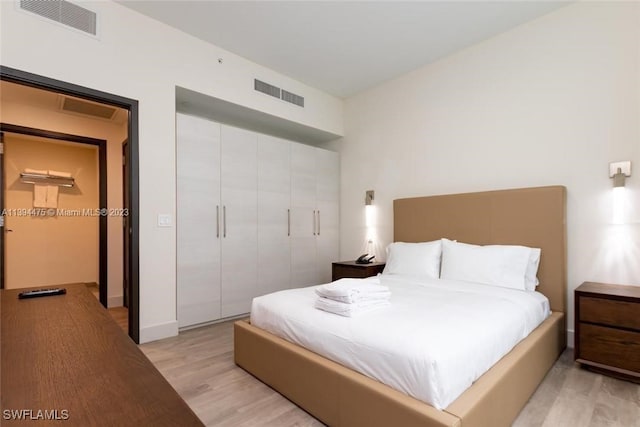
[{"left": 337, "top": 1, "right": 640, "bottom": 338}]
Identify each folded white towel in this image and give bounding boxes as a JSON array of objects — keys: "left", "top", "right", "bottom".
[
  {"left": 25, "top": 168, "right": 48, "bottom": 175},
  {"left": 315, "top": 277, "right": 390, "bottom": 304},
  {"left": 45, "top": 185, "right": 58, "bottom": 208},
  {"left": 33, "top": 184, "right": 47, "bottom": 208},
  {"left": 48, "top": 170, "right": 72, "bottom": 178},
  {"left": 315, "top": 297, "right": 390, "bottom": 317}
]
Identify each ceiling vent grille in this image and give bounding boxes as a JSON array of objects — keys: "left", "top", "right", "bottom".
[
  {"left": 20, "top": 0, "right": 97, "bottom": 36},
  {"left": 281, "top": 90, "right": 304, "bottom": 107},
  {"left": 60, "top": 97, "right": 117, "bottom": 120},
  {"left": 254, "top": 79, "right": 305, "bottom": 108},
  {"left": 254, "top": 79, "right": 281, "bottom": 99}
]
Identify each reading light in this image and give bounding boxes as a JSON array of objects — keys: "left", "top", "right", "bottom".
[
  {"left": 365, "top": 190, "right": 376, "bottom": 253},
  {"left": 609, "top": 161, "right": 631, "bottom": 225},
  {"left": 609, "top": 161, "right": 631, "bottom": 188},
  {"left": 365, "top": 190, "right": 374, "bottom": 205},
  {"left": 613, "top": 168, "right": 626, "bottom": 187}
]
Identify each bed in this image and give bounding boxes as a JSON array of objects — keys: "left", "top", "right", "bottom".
[{"left": 235, "top": 186, "right": 567, "bottom": 427}]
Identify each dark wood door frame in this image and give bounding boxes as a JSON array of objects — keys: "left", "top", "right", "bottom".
[
  {"left": 122, "top": 139, "right": 130, "bottom": 309},
  {"left": 0, "top": 124, "right": 108, "bottom": 307},
  {"left": 1, "top": 66, "right": 140, "bottom": 343}
]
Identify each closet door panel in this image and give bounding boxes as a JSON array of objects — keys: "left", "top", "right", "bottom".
[
  {"left": 220, "top": 125, "right": 258, "bottom": 317},
  {"left": 290, "top": 236, "right": 318, "bottom": 287},
  {"left": 290, "top": 143, "right": 319, "bottom": 286},
  {"left": 315, "top": 149, "right": 340, "bottom": 284},
  {"left": 316, "top": 199, "right": 340, "bottom": 284},
  {"left": 176, "top": 114, "right": 221, "bottom": 327},
  {"left": 316, "top": 149, "right": 340, "bottom": 203},
  {"left": 290, "top": 143, "right": 316, "bottom": 209},
  {"left": 258, "top": 136, "right": 291, "bottom": 295}
]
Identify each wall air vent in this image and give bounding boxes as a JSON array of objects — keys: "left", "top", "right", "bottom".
[
  {"left": 254, "top": 79, "right": 281, "bottom": 99},
  {"left": 20, "top": 0, "right": 97, "bottom": 36},
  {"left": 281, "top": 90, "right": 304, "bottom": 107},
  {"left": 254, "top": 79, "right": 305, "bottom": 108},
  {"left": 60, "top": 96, "right": 117, "bottom": 120}
]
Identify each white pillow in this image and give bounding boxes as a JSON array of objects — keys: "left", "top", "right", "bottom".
[
  {"left": 383, "top": 240, "right": 442, "bottom": 279},
  {"left": 440, "top": 239, "right": 532, "bottom": 291},
  {"left": 525, "top": 248, "right": 542, "bottom": 291}
]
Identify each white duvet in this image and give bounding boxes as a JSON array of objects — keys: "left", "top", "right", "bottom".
[{"left": 250, "top": 275, "right": 550, "bottom": 410}]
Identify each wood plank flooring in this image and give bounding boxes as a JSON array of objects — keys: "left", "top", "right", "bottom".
[
  {"left": 140, "top": 321, "right": 640, "bottom": 426},
  {"left": 107, "top": 306, "right": 128, "bottom": 333}
]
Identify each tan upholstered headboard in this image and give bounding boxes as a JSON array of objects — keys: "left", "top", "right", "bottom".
[{"left": 394, "top": 186, "right": 567, "bottom": 313}]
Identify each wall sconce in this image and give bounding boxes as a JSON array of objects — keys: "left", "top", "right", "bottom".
[
  {"left": 364, "top": 190, "right": 376, "bottom": 253},
  {"left": 609, "top": 161, "right": 631, "bottom": 187},
  {"left": 365, "top": 190, "right": 374, "bottom": 205},
  {"left": 610, "top": 161, "right": 631, "bottom": 225}
]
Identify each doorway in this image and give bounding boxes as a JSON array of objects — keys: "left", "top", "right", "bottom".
[
  {"left": 1, "top": 127, "right": 106, "bottom": 302},
  {"left": 0, "top": 66, "right": 140, "bottom": 343}
]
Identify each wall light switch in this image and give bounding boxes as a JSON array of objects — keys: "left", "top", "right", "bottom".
[{"left": 158, "top": 214, "right": 172, "bottom": 227}]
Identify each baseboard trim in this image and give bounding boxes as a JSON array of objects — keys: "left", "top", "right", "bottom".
[
  {"left": 108, "top": 295, "right": 123, "bottom": 308},
  {"left": 140, "top": 320, "right": 178, "bottom": 344},
  {"left": 567, "top": 329, "right": 574, "bottom": 349}
]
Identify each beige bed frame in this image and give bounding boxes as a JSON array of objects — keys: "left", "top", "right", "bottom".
[{"left": 235, "top": 186, "right": 567, "bottom": 427}]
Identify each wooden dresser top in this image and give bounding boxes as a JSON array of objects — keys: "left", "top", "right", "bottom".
[{"left": 1, "top": 283, "right": 203, "bottom": 426}]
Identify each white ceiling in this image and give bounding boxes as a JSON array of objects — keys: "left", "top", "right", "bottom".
[{"left": 118, "top": 1, "right": 570, "bottom": 98}]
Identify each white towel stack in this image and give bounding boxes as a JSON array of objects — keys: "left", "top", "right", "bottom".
[{"left": 314, "top": 277, "right": 390, "bottom": 317}]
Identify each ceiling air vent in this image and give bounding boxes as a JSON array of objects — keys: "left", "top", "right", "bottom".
[
  {"left": 254, "top": 79, "right": 281, "bottom": 99},
  {"left": 281, "top": 90, "right": 304, "bottom": 108},
  {"left": 20, "top": 0, "right": 97, "bottom": 36},
  {"left": 254, "top": 79, "right": 305, "bottom": 108},
  {"left": 61, "top": 97, "right": 117, "bottom": 120}
]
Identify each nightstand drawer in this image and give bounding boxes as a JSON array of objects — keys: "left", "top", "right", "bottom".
[
  {"left": 579, "top": 324, "right": 640, "bottom": 373},
  {"left": 579, "top": 297, "right": 640, "bottom": 331}
]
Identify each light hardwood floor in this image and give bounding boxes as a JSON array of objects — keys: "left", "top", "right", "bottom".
[{"left": 140, "top": 321, "right": 640, "bottom": 427}]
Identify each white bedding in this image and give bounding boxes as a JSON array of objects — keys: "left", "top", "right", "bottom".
[{"left": 250, "top": 275, "right": 550, "bottom": 410}]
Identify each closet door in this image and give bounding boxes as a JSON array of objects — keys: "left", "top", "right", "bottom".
[
  {"left": 220, "top": 125, "right": 258, "bottom": 317},
  {"left": 290, "top": 143, "right": 319, "bottom": 287},
  {"left": 315, "top": 149, "right": 340, "bottom": 284},
  {"left": 257, "top": 135, "right": 291, "bottom": 295},
  {"left": 176, "top": 114, "right": 221, "bottom": 327}
]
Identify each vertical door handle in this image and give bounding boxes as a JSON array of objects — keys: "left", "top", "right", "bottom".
[
  {"left": 223, "top": 205, "right": 227, "bottom": 238},
  {"left": 287, "top": 209, "right": 290, "bottom": 237},
  {"left": 313, "top": 210, "right": 316, "bottom": 236},
  {"left": 317, "top": 210, "right": 320, "bottom": 236},
  {"left": 216, "top": 205, "right": 220, "bottom": 238}
]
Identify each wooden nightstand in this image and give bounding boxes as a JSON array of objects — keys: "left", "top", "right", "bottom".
[
  {"left": 575, "top": 282, "right": 640, "bottom": 383},
  {"left": 332, "top": 261, "right": 386, "bottom": 281}
]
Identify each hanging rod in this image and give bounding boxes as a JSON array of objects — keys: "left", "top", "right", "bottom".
[{"left": 20, "top": 172, "right": 75, "bottom": 188}]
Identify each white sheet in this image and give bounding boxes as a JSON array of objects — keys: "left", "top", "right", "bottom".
[{"left": 250, "top": 275, "right": 550, "bottom": 410}]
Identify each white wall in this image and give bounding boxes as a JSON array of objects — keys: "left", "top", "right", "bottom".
[
  {"left": 0, "top": 1, "right": 343, "bottom": 342},
  {"left": 331, "top": 1, "right": 640, "bottom": 346},
  {"left": 1, "top": 99, "right": 127, "bottom": 306}
]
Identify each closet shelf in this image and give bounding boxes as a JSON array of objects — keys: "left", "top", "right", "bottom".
[{"left": 20, "top": 172, "right": 75, "bottom": 188}]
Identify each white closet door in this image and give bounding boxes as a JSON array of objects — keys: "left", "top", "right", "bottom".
[
  {"left": 220, "top": 125, "right": 258, "bottom": 317},
  {"left": 290, "top": 143, "right": 319, "bottom": 287},
  {"left": 176, "top": 114, "right": 221, "bottom": 327},
  {"left": 316, "top": 149, "right": 340, "bottom": 283},
  {"left": 257, "top": 135, "right": 291, "bottom": 295}
]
